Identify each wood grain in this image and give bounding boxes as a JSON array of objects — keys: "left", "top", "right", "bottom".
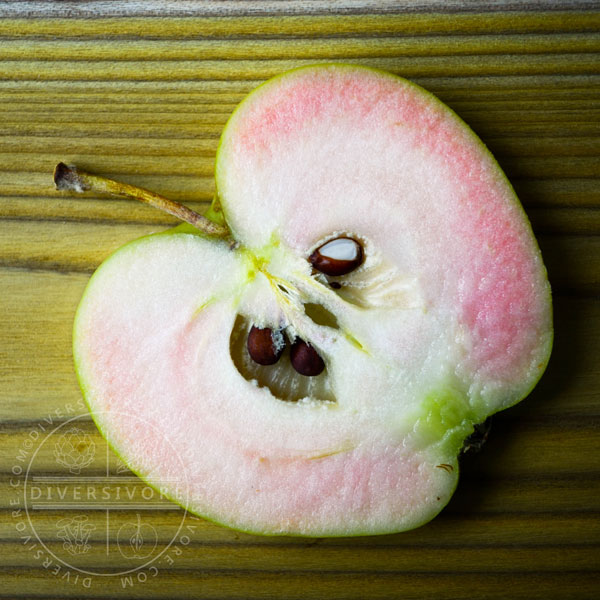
[{"left": 1, "top": 3, "right": 599, "bottom": 598}]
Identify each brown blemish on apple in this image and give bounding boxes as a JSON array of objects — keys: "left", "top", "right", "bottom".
[{"left": 436, "top": 463, "right": 454, "bottom": 473}]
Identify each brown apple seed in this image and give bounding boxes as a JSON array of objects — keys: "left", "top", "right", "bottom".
[
  {"left": 309, "top": 236, "right": 363, "bottom": 277},
  {"left": 290, "top": 339, "right": 325, "bottom": 376},
  {"left": 247, "top": 326, "right": 285, "bottom": 365}
]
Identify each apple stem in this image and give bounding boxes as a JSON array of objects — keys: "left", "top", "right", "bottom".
[{"left": 54, "top": 163, "right": 231, "bottom": 238}]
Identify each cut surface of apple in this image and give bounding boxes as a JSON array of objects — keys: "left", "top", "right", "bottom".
[{"left": 73, "top": 65, "right": 552, "bottom": 536}]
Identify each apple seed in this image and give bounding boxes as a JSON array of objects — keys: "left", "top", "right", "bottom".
[
  {"left": 290, "top": 339, "right": 325, "bottom": 376},
  {"left": 309, "top": 237, "right": 363, "bottom": 276},
  {"left": 247, "top": 326, "right": 285, "bottom": 365}
]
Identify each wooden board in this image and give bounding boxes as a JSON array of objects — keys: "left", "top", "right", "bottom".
[{"left": 1, "top": 2, "right": 599, "bottom": 598}]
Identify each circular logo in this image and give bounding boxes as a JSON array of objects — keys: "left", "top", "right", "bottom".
[{"left": 17, "top": 410, "right": 192, "bottom": 579}]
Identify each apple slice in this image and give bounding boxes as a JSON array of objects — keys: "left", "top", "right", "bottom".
[{"left": 71, "top": 65, "right": 552, "bottom": 536}]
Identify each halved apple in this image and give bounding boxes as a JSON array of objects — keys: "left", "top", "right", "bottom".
[{"left": 69, "top": 65, "right": 552, "bottom": 536}]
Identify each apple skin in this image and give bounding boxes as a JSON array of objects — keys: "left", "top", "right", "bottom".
[{"left": 72, "top": 64, "right": 552, "bottom": 537}]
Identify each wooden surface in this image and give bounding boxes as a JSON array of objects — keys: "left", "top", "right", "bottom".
[{"left": 1, "top": 2, "right": 599, "bottom": 598}]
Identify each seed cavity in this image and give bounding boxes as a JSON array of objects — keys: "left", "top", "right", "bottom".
[
  {"left": 247, "top": 326, "right": 285, "bottom": 365},
  {"left": 309, "top": 236, "right": 363, "bottom": 277},
  {"left": 230, "top": 316, "right": 335, "bottom": 403},
  {"left": 303, "top": 303, "right": 339, "bottom": 330},
  {"left": 290, "top": 339, "right": 325, "bottom": 377}
]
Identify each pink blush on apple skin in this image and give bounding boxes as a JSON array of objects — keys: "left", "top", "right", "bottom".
[
  {"left": 79, "top": 288, "right": 449, "bottom": 535},
  {"left": 426, "top": 122, "right": 549, "bottom": 382},
  {"left": 236, "top": 70, "right": 374, "bottom": 153},
  {"left": 231, "top": 66, "right": 550, "bottom": 385},
  {"left": 182, "top": 437, "right": 447, "bottom": 535}
]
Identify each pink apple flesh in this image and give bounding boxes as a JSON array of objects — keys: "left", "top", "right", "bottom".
[{"left": 74, "top": 65, "right": 552, "bottom": 536}]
